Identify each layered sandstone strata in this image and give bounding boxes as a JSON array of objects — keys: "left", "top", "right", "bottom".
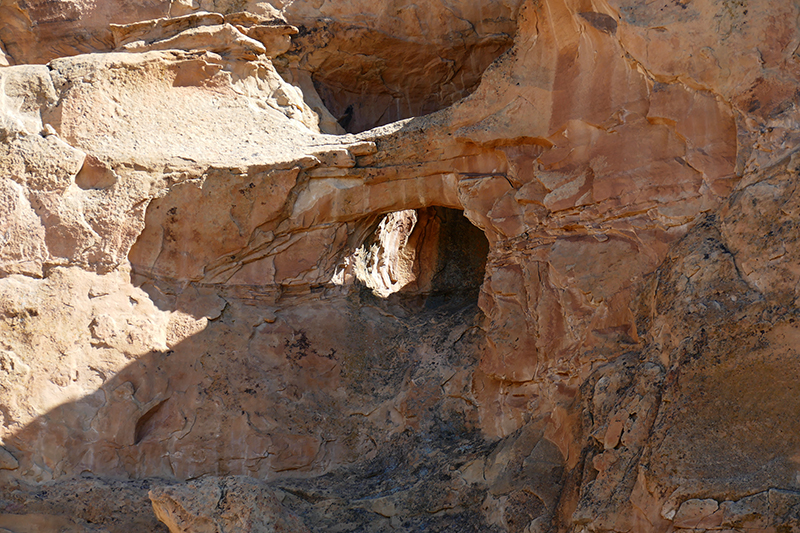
[{"left": 1, "top": 0, "right": 800, "bottom": 532}]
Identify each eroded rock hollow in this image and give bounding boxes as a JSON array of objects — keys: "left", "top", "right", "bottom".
[{"left": 1, "top": 0, "right": 800, "bottom": 532}]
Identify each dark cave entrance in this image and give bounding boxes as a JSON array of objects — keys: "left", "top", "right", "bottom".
[
  {"left": 282, "top": 23, "right": 516, "bottom": 133},
  {"left": 413, "top": 206, "right": 489, "bottom": 303},
  {"left": 347, "top": 206, "right": 489, "bottom": 308}
]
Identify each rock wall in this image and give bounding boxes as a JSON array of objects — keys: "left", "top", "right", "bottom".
[{"left": 1, "top": 0, "right": 800, "bottom": 532}]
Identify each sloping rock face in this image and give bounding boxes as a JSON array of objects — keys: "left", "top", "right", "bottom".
[{"left": 1, "top": 0, "right": 800, "bottom": 532}]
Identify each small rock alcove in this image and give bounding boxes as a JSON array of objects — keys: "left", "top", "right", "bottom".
[
  {"left": 342, "top": 206, "right": 489, "bottom": 307},
  {"left": 280, "top": 9, "right": 519, "bottom": 133}
]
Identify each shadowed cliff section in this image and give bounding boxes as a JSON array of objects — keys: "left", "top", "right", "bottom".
[
  {"left": 276, "top": 0, "right": 525, "bottom": 133},
  {"left": 9, "top": 153, "right": 800, "bottom": 532},
  {"left": 0, "top": 275, "right": 566, "bottom": 532},
  {"left": 2, "top": 0, "right": 800, "bottom": 531},
  {"left": 281, "top": 23, "right": 516, "bottom": 133}
]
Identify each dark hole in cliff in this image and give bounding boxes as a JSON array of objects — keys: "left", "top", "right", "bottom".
[
  {"left": 346, "top": 206, "right": 489, "bottom": 307},
  {"left": 417, "top": 207, "right": 489, "bottom": 303},
  {"left": 281, "top": 23, "right": 515, "bottom": 133}
]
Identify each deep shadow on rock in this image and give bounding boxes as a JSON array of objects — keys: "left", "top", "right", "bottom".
[
  {"left": 0, "top": 287, "right": 565, "bottom": 532},
  {"left": 0, "top": 208, "right": 566, "bottom": 532}
]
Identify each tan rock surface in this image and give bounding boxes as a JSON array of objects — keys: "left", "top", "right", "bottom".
[
  {"left": 149, "top": 476, "right": 311, "bottom": 533},
  {"left": 0, "top": 0, "right": 800, "bottom": 532}
]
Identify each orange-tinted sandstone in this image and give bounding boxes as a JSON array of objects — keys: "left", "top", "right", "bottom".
[{"left": 1, "top": 0, "right": 800, "bottom": 532}]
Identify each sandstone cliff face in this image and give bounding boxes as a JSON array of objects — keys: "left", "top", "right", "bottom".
[{"left": 1, "top": 0, "right": 800, "bottom": 532}]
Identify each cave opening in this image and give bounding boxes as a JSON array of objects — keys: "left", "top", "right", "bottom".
[
  {"left": 280, "top": 19, "right": 517, "bottom": 134},
  {"left": 311, "top": 45, "right": 513, "bottom": 134},
  {"left": 346, "top": 206, "right": 489, "bottom": 308}
]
